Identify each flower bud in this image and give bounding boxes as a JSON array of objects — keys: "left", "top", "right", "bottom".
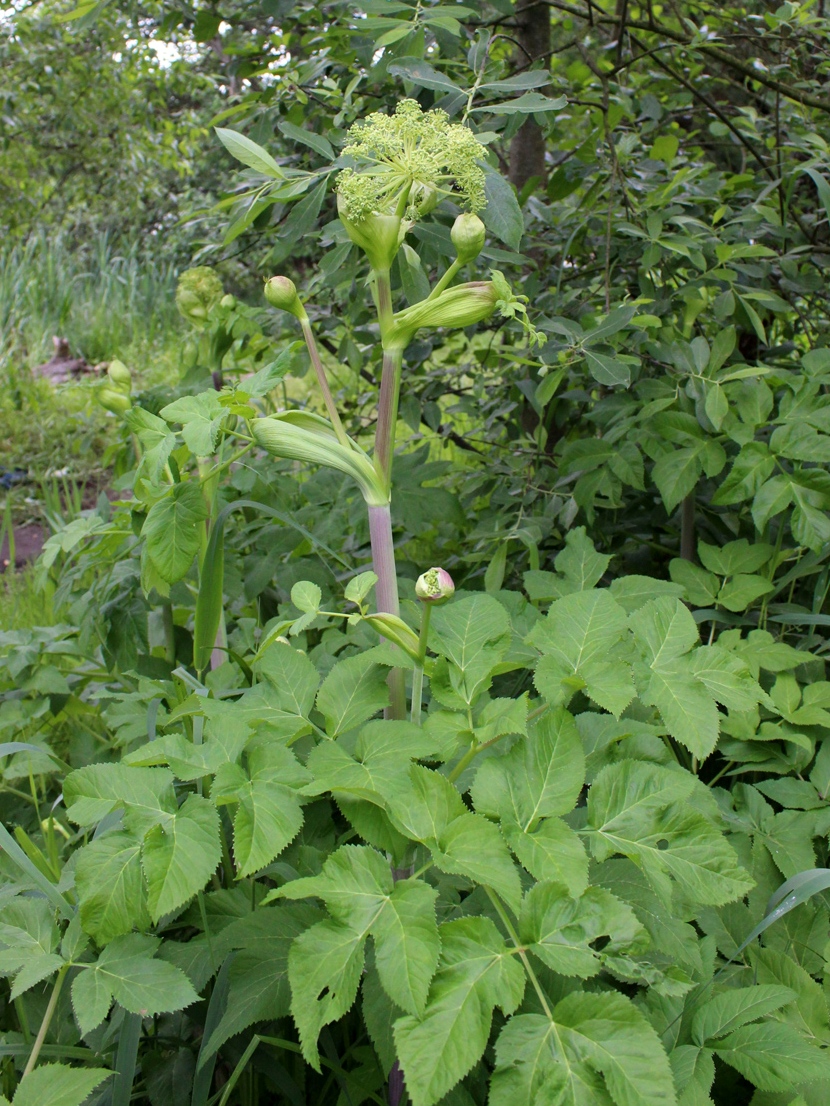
[
  {"left": 386, "top": 282, "right": 498, "bottom": 349},
  {"left": 220, "top": 293, "right": 236, "bottom": 309},
  {"left": 451, "top": 213, "right": 486, "bottom": 264},
  {"left": 337, "top": 193, "right": 404, "bottom": 273},
  {"left": 264, "top": 276, "right": 307, "bottom": 321},
  {"left": 415, "top": 567, "right": 455, "bottom": 603},
  {"left": 98, "top": 386, "right": 131, "bottom": 415},
  {"left": 107, "top": 359, "right": 132, "bottom": 389}
]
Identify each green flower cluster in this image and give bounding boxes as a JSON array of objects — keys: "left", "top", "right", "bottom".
[{"left": 336, "top": 99, "right": 486, "bottom": 223}]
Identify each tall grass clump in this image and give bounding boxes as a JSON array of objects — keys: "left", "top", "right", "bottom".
[{"left": 0, "top": 230, "right": 184, "bottom": 370}]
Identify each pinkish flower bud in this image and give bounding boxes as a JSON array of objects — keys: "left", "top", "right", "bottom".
[{"left": 415, "top": 567, "right": 455, "bottom": 603}]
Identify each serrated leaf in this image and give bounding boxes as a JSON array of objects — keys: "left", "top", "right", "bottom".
[
  {"left": 712, "top": 1021, "right": 830, "bottom": 1090},
  {"left": 691, "top": 984, "right": 796, "bottom": 1044},
  {"left": 430, "top": 810, "right": 523, "bottom": 913},
  {"left": 160, "top": 392, "right": 226, "bottom": 456},
  {"left": 529, "top": 590, "right": 634, "bottom": 716},
  {"left": 203, "top": 904, "right": 320, "bottom": 1058},
  {"left": 587, "top": 761, "right": 751, "bottom": 905},
  {"left": 142, "top": 482, "right": 208, "bottom": 584},
  {"left": 75, "top": 832, "right": 151, "bottom": 944},
  {"left": 12, "top": 1065, "right": 111, "bottom": 1106},
  {"left": 288, "top": 918, "right": 367, "bottom": 1068},
  {"left": 471, "top": 708, "right": 585, "bottom": 828},
  {"left": 395, "top": 917, "right": 525, "bottom": 1106},
  {"left": 519, "top": 882, "right": 644, "bottom": 978},
  {"left": 64, "top": 763, "right": 177, "bottom": 836},
  {"left": 502, "top": 816, "right": 589, "bottom": 896},
  {"left": 74, "top": 934, "right": 198, "bottom": 1031},
  {"left": 233, "top": 778, "right": 304, "bottom": 878},
  {"left": 304, "top": 720, "right": 435, "bottom": 808},
  {"left": 316, "top": 653, "right": 389, "bottom": 736},
  {"left": 430, "top": 594, "right": 512, "bottom": 708},
  {"left": 142, "top": 794, "right": 221, "bottom": 921},
  {"left": 491, "top": 991, "right": 676, "bottom": 1106}
]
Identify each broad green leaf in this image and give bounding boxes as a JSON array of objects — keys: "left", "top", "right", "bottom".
[
  {"left": 502, "top": 816, "right": 589, "bottom": 896},
  {"left": 492, "top": 992, "right": 676, "bottom": 1106},
  {"left": 142, "top": 794, "right": 221, "bottom": 921},
  {"left": 430, "top": 594, "right": 512, "bottom": 708},
  {"left": 142, "top": 482, "right": 208, "bottom": 584},
  {"left": 288, "top": 918, "right": 366, "bottom": 1067},
  {"left": 278, "top": 119, "right": 335, "bottom": 159},
  {"left": 688, "top": 646, "right": 766, "bottom": 711},
  {"left": 72, "top": 934, "right": 198, "bottom": 1034},
  {"left": 528, "top": 590, "right": 634, "bottom": 716},
  {"left": 712, "top": 1021, "right": 830, "bottom": 1091},
  {"left": 584, "top": 349, "right": 630, "bottom": 387},
  {"left": 386, "top": 764, "right": 467, "bottom": 842},
  {"left": 691, "top": 984, "right": 796, "bottom": 1044},
  {"left": 629, "top": 597, "right": 698, "bottom": 665},
  {"left": 203, "top": 904, "right": 320, "bottom": 1057},
  {"left": 471, "top": 708, "right": 585, "bottom": 829},
  {"left": 160, "top": 392, "right": 226, "bottom": 456},
  {"left": 12, "top": 1065, "right": 111, "bottom": 1106},
  {"left": 716, "top": 574, "right": 774, "bottom": 611},
  {"left": 64, "top": 763, "right": 176, "bottom": 836},
  {"left": 668, "top": 560, "right": 719, "bottom": 608},
  {"left": 395, "top": 917, "right": 525, "bottom": 1106},
  {"left": 277, "top": 846, "right": 439, "bottom": 1016},
  {"left": 373, "top": 879, "right": 441, "bottom": 1017},
  {"left": 482, "top": 161, "right": 524, "bottom": 250},
  {"left": 387, "top": 58, "right": 464, "bottom": 93},
  {"left": 698, "top": 538, "right": 774, "bottom": 576},
  {"left": 304, "top": 720, "right": 435, "bottom": 807},
  {"left": 713, "top": 442, "right": 776, "bottom": 505},
  {"left": 232, "top": 778, "right": 304, "bottom": 878},
  {"left": 519, "top": 882, "right": 644, "bottom": 978},
  {"left": 429, "top": 811, "right": 523, "bottom": 913},
  {"left": 215, "top": 126, "right": 284, "bottom": 176},
  {"left": 315, "top": 653, "right": 389, "bottom": 736},
  {"left": 587, "top": 761, "right": 752, "bottom": 905},
  {"left": 639, "top": 660, "right": 720, "bottom": 759},
  {"left": 479, "top": 91, "right": 567, "bottom": 115},
  {"left": 290, "top": 580, "right": 322, "bottom": 613},
  {"left": 652, "top": 446, "right": 704, "bottom": 513},
  {"left": 75, "top": 832, "right": 151, "bottom": 943},
  {"left": 609, "top": 575, "right": 685, "bottom": 613}
]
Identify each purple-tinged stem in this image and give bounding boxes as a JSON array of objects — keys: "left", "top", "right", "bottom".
[
  {"left": 368, "top": 504, "right": 406, "bottom": 720},
  {"left": 374, "top": 348, "right": 403, "bottom": 490}
]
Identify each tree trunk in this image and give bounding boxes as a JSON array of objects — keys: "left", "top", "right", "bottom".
[{"left": 508, "top": 2, "right": 552, "bottom": 191}]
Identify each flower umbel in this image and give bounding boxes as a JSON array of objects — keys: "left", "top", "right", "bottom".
[
  {"left": 175, "top": 267, "right": 224, "bottom": 329},
  {"left": 336, "top": 99, "right": 486, "bottom": 224}
]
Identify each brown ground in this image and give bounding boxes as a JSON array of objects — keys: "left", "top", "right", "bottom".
[{"left": 1, "top": 523, "right": 46, "bottom": 570}]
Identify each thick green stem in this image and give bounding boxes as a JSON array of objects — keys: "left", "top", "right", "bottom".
[
  {"left": 300, "top": 319, "right": 350, "bottom": 448},
  {"left": 375, "top": 348, "right": 403, "bottom": 493},
  {"left": 23, "top": 964, "right": 68, "bottom": 1077},
  {"left": 411, "top": 603, "right": 432, "bottom": 726},
  {"left": 427, "top": 257, "right": 463, "bottom": 301}
]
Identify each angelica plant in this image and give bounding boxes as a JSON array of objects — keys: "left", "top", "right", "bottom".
[{"left": 257, "top": 99, "right": 534, "bottom": 718}]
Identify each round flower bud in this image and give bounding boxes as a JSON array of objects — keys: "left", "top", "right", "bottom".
[
  {"left": 107, "top": 359, "right": 132, "bottom": 389},
  {"left": 264, "top": 276, "right": 307, "bottom": 321},
  {"left": 415, "top": 567, "right": 455, "bottom": 603},
  {"left": 220, "top": 293, "right": 236, "bottom": 309},
  {"left": 98, "top": 386, "right": 131, "bottom": 415},
  {"left": 451, "top": 213, "right": 486, "bottom": 264}
]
